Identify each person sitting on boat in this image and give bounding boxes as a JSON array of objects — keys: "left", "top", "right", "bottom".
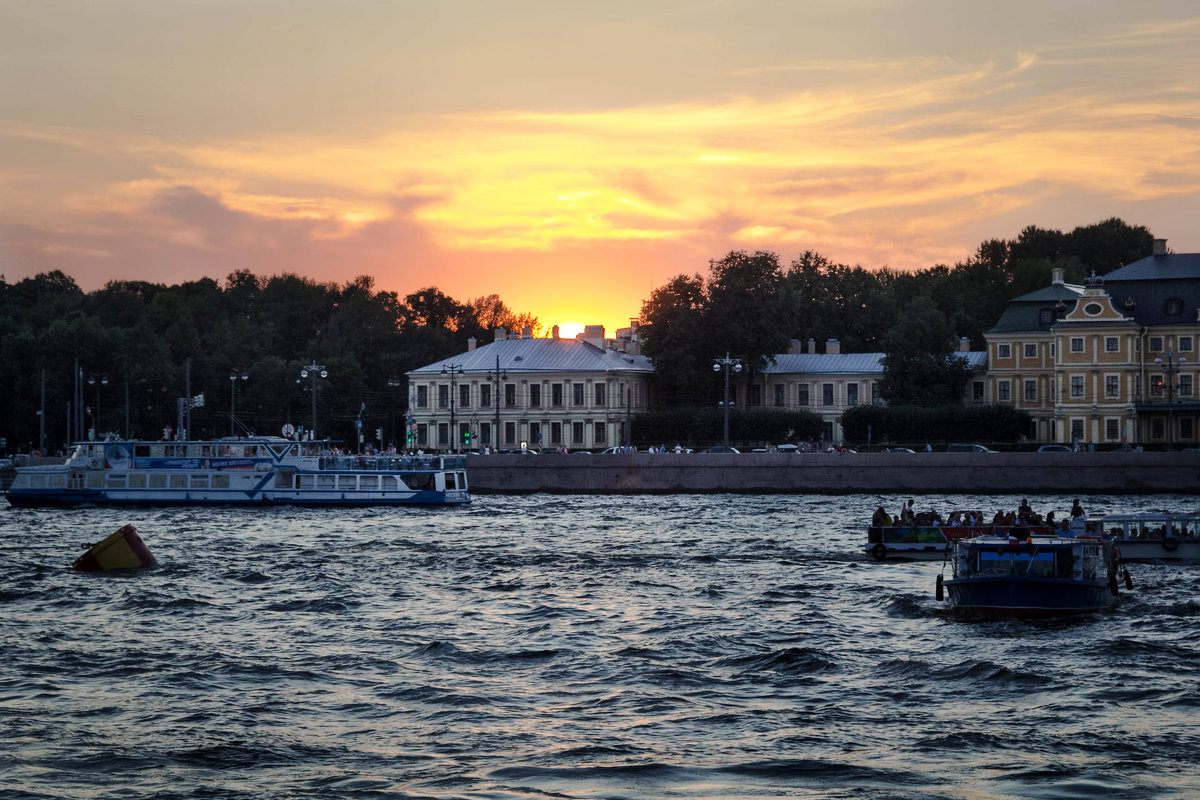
[
  {"left": 1045, "top": 511, "right": 1056, "bottom": 527},
  {"left": 1071, "top": 498, "right": 1085, "bottom": 518},
  {"left": 992, "top": 510, "right": 1006, "bottom": 524},
  {"left": 872, "top": 506, "right": 892, "bottom": 526}
]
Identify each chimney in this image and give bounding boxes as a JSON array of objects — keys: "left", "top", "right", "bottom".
[
  {"left": 959, "top": 337, "right": 970, "bottom": 353},
  {"left": 580, "top": 324, "right": 605, "bottom": 348},
  {"left": 1051, "top": 267, "right": 1064, "bottom": 285},
  {"left": 467, "top": 337, "right": 477, "bottom": 352},
  {"left": 552, "top": 325, "right": 560, "bottom": 339},
  {"left": 1153, "top": 238, "right": 1167, "bottom": 256},
  {"left": 494, "top": 327, "right": 506, "bottom": 343},
  {"left": 826, "top": 338, "right": 840, "bottom": 355},
  {"left": 807, "top": 338, "right": 816, "bottom": 354},
  {"left": 522, "top": 325, "right": 532, "bottom": 339},
  {"left": 789, "top": 339, "right": 803, "bottom": 355}
]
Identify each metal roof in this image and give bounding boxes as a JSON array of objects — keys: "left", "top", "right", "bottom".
[
  {"left": 762, "top": 351, "right": 986, "bottom": 375},
  {"left": 986, "top": 284, "right": 1083, "bottom": 334},
  {"left": 1103, "top": 252, "right": 1200, "bottom": 282},
  {"left": 408, "top": 337, "right": 654, "bottom": 376}
]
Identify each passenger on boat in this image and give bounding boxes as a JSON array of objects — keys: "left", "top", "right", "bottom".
[
  {"left": 1071, "top": 498, "right": 1085, "bottom": 518},
  {"left": 872, "top": 506, "right": 892, "bottom": 526}
]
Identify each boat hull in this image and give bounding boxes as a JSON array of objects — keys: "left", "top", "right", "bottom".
[{"left": 945, "top": 576, "right": 1118, "bottom": 618}]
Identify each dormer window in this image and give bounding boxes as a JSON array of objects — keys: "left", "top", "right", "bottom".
[
  {"left": 1039, "top": 309, "right": 1054, "bottom": 325},
  {"left": 1165, "top": 298, "right": 1183, "bottom": 316}
]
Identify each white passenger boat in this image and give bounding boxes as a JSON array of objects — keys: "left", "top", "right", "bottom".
[
  {"left": 1075, "top": 512, "right": 1200, "bottom": 563},
  {"left": 4, "top": 436, "right": 469, "bottom": 507}
]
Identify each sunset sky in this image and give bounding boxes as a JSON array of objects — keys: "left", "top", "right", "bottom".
[{"left": 3, "top": 1, "right": 1199, "bottom": 337}]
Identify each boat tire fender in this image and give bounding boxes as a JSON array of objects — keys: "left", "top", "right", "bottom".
[
  {"left": 1108, "top": 572, "right": 1119, "bottom": 597},
  {"left": 935, "top": 573, "right": 944, "bottom": 602},
  {"left": 870, "top": 543, "right": 888, "bottom": 561},
  {"left": 1162, "top": 536, "right": 1179, "bottom": 553},
  {"left": 1123, "top": 568, "right": 1133, "bottom": 590}
]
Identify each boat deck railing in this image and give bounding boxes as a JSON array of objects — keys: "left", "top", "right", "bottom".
[{"left": 316, "top": 455, "right": 466, "bottom": 472}]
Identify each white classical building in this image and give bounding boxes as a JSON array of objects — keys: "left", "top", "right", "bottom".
[{"left": 406, "top": 324, "right": 653, "bottom": 451}]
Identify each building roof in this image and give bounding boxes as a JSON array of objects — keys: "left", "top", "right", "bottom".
[
  {"left": 408, "top": 337, "right": 654, "bottom": 377},
  {"left": 986, "top": 283, "right": 1083, "bottom": 335},
  {"left": 762, "top": 351, "right": 986, "bottom": 375},
  {"left": 1097, "top": 253, "right": 1200, "bottom": 327},
  {"left": 1102, "top": 252, "right": 1200, "bottom": 282}
]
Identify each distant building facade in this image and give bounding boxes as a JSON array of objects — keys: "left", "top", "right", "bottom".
[
  {"left": 983, "top": 239, "right": 1200, "bottom": 446},
  {"left": 406, "top": 324, "right": 652, "bottom": 451}
]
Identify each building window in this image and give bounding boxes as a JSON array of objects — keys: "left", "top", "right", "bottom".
[
  {"left": 1149, "top": 336, "right": 1163, "bottom": 352},
  {"left": 1105, "top": 337, "right": 1119, "bottom": 352},
  {"left": 1151, "top": 375, "right": 1164, "bottom": 397},
  {"left": 1070, "top": 337, "right": 1084, "bottom": 353},
  {"left": 1182, "top": 418, "right": 1195, "bottom": 440},
  {"left": 748, "top": 384, "right": 762, "bottom": 407},
  {"left": 594, "top": 422, "right": 606, "bottom": 444},
  {"left": 822, "top": 383, "right": 834, "bottom": 406},
  {"left": 504, "top": 422, "right": 516, "bottom": 444},
  {"left": 847, "top": 384, "right": 858, "bottom": 406},
  {"left": 1039, "top": 309, "right": 1053, "bottom": 325},
  {"left": 480, "top": 422, "right": 491, "bottom": 446},
  {"left": 505, "top": 383, "right": 516, "bottom": 407},
  {"left": 572, "top": 422, "right": 584, "bottom": 444},
  {"left": 1024, "top": 380, "right": 1037, "bottom": 401},
  {"left": 438, "top": 385, "right": 449, "bottom": 408},
  {"left": 1151, "top": 419, "right": 1164, "bottom": 439},
  {"left": 551, "top": 383, "right": 563, "bottom": 407},
  {"left": 1024, "top": 344, "right": 1037, "bottom": 358},
  {"left": 595, "top": 384, "right": 606, "bottom": 405},
  {"left": 1105, "top": 375, "right": 1119, "bottom": 398},
  {"left": 437, "top": 423, "right": 449, "bottom": 445},
  {"left": 1181, "top": 374, "right": 1194, "bottom": 397},
  {"left": 1070, "top": 376, "right": 1084, "bottom": 398},
  {"left": 973, "top": 381, "right": 984, "bottom": 402},
  {"left": 460, "top": 384, "right": 470, "bottom": 408},
  {"left": 774, "top": 384, "right": 785, "bottom": 407},
  {"left": 550, "top": 422, "right": 561, "bottom": 444},
  {"left": 1180, "top": 336, "right": 1194, "bottom": 353},
  {"left": 529, "top": 384, "right": 541, "bottom": 408},
  {"left": 997, "top": 381, "right": 1010, "bottom": 401},
  {"left": 480, "top": 384, "right": 491, "bottom": 408},
  {"left": 1071, "top": 419, "right": 1084, "bottom": 442},
  {"left": 529, "top": 422, "right": 541, "bottom": 447},
  {"left": 573, "top": 383, "right": 585, "bottom": 406},
  {"left": 1166, "top": 298, "right": 1183, "bottom": 316},
  {"left": 416, "top": 385, "right": 429, "bottom": 408},
  {"left": 798, "top": 384, "right": 809, "bottom": 406},
  {"left": 417, "top": 423, "right": 428, "bottom": 446},
  {"left": 1106, "top": 419, "right": 1119, "bottom": 441},
  {"left": 997, "top": 344, "right": 1011, "bottom": 358}
]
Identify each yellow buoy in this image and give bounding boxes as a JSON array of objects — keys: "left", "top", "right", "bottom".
[{"left": 73, "top": 524, "right": 157, "bottom": 572}]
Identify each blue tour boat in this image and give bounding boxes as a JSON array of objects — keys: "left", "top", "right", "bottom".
[{"left": 936, "top": 534, "right": 1128, "bottom": 619}]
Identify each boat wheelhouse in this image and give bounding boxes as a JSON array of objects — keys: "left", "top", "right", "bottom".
[
  {"left": 937, "top": 535, "right": 1126, "bottom": 619},
  {"left": 5, "top": 437, "right": 469, "bottom": 507}
]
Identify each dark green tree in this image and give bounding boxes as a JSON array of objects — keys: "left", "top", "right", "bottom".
[{"left": 879, "top": 296, "right": 974, "bottom": 405}]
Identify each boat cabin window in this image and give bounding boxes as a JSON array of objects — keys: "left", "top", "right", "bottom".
[
  {"left": 213, "top": 474, "right": 230, "bottom": 489},
  {"left": 359, "top": 476, "right": 378, "bottom": 490},
  {"left": 129, "top": 474, "right": 147, "bottom": 488},
  {"left": 381, "top": 476, "right": 398, "bottom": 490},
  {"left": 974, "top": 549, "right": 1059, "bottom": 577},
  {"left": 49, "top": 474, "right": 66, "bottom": 488},
  {"left": 150, "top": 474, "right": 167, "bottom": 488},
  {"left": 86, "top": 473, "right": 104, "bottom": 488},
  {"left": 190, "top": 475, "right": 209, "bottom": 489},
  {"left": 106, "top": 474, "right": 126, "bottom": 488},
  {"left": 134, "top": 445, "right": 151, "bottom": 458},
  {"left": 338, "top": 476, "right": 356, "bottom": 490},
  {"left": 169, "top": 474, "right": 187, "bottom": 489},
  {"left": 317, "top": 475, "right": 336, "bottom": 489}
]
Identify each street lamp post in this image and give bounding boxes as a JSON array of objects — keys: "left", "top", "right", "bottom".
[
  {"left": 442, "top": 363, "right": 464, "bottom": 453},
  {"left": 1154, "top": 351, "right": 1187, "bottom": 449},
  {"left": 229, "top": 370, "right": 248, "bottom": 437},
  {"left": 300, "top": 361, "right": 327, "bottom": 440},
  {"left": 491, "top": 355, "right": 507, "bottom": 452},
  {"left": 387, "top": 377, "right": 403, "bottom": 449},
  {"left": 87, "top": 375, "right": 108, "bottom": 439},
  {"left": 713, "top": 353, "right": 742, "bottom": 447}
]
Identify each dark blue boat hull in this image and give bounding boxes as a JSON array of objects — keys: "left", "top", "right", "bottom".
[{"left": 945, "top": 576, "right": 1118, "bottom": 619}]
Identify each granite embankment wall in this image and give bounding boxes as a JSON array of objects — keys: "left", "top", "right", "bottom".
[{"left": 466, "top": 451, "right": 1200, "bottom": 494}]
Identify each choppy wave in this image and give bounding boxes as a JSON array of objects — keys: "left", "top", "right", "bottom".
[{"left": 3, "top": 493, "right": 1200, "bottom": 799}]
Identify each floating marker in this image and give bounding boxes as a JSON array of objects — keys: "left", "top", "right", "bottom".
[{"left": 73, "top": 524, "right": 157, "bottom": 572}]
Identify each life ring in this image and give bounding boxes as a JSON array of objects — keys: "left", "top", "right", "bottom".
[
  {"left": 1162, "top": 537, "right": 1179, "bottom": 552},
  {"left": 870, "top": 543, "right": 888, "bottom": 561},
  {"left": 282, "top": 423, "right": 296, "bottom": 438},
  {"left": 88, "top": 457, "right": 101, "bottom": 469}
]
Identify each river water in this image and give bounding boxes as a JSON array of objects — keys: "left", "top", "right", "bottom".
[{"left": 2, "top": 493, "right": 1199, "bottom": 799}]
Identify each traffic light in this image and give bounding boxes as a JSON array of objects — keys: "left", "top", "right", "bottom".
[
  {"left": 406, "top": 427, "right": 413, "bottom": 445},
  {"left": 463, "top": 428, "right": 471, "bottom": 447}
]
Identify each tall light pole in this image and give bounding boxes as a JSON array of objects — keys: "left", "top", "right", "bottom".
[
  {"left": 229, "top": 370, "right": 248, "bottom": 437},
  {"left": 442, "top": 363, "right": 464, "bottom": 452},
  {"left": 300, "top": 361, "right": 327, "bottom": 440},
  {"left": 713, "top": 353, "right": 742, "bottom": 447},
  {"left": 491, "top": 355, "right": 507, "bottom": 452},
  {"left": 388, "top": 377, "right": 403, "bottom": 449},
  {"left": 88, "top": 375, "right": 108, "bottom": 439},
  {"left": 1154, "top": 350, "right": 1186, "bottom": 449}
]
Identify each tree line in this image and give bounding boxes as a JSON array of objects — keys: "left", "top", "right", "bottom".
[{"left": 0, "top": 217, "right": 1154, "bottom": 453}]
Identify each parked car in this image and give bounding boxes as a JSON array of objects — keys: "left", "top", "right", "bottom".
[
  {"left": 1037, "top": 444, "right": 1072, "bottom": 453},
  {"left": 774, "top": 443, "right": 800, "bottom": 452},
  {"left": 0, "top": 457, "right": 13, "bottom": 470},
  {"left": 885, "top": 447, "right": 916, "bottom": 453},
  {"left": 702, "top": 446, "right": 740, "bottom": 454},
  {"left": 946, "top": 444, "right": 996, "bottom": 453}
]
